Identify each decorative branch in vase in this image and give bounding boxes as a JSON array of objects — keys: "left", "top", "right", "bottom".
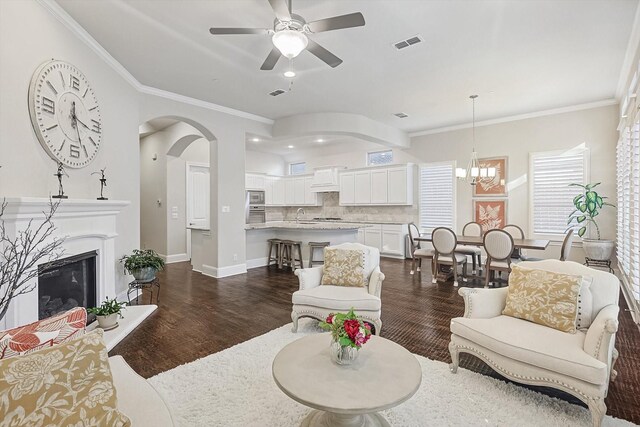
[{"left": 0, "top": 198, "right": 65, "bottom": 322}]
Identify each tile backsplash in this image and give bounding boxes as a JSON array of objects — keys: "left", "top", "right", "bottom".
[{"left": 265, "top": 192, "right": 418, "bottom": 223}]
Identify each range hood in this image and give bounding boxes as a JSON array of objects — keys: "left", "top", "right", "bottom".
[{"left": 310, "top": 166, "right": 345, "bottom": 192}]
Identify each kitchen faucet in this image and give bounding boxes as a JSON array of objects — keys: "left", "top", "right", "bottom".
[{"left": 296, "top": 208, "right": 306, "bottom": 223}]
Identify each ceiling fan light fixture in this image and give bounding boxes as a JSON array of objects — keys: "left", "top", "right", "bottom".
[
  {"left": 272, "top": 29, "right": 308, "bottom": 59},
  {"left": 284, "top": 70, "right": 296, "bottom": 78}
]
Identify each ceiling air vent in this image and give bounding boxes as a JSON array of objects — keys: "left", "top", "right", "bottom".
[
  {"left": 393, "top": 35, "right": 423, "bottom": 50},
  {"left": 269, "top": 89, "right": 285, "bottom": 96},
  {"left": 394, "top": 112, "right": 409, "bottom": 118}
]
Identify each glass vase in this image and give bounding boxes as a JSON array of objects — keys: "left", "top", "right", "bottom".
[{"left": 329, "top": 339, "right": 359, "bottom": 365}]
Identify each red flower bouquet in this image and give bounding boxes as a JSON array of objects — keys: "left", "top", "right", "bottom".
[{"left": 319, "top": 308, "right": 372, "bottom": 349}]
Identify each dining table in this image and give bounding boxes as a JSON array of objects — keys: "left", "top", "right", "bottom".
[
  {"left": 414, "top": 233, "right": 551, "bottom": 283},
  {"left": 414, "top": 234, "right": 551, "bottom": 251}
]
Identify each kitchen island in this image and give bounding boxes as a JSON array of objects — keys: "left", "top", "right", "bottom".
[{"left": 245, "top": 221, "right": 370, "bottom": 269}]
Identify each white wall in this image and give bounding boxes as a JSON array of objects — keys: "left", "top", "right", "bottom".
[
  {"left": 0, "top": 0, "right": 140, "bottom": 296},
  {"left": 246, "top": 149, "right": 285, "bottom": 176}
]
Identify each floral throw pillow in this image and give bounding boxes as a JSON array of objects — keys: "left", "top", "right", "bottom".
[
  {"left": 0, "top": 307, "right": 87, "bottom": 359},
  {"left": 0, "top": 329, "right": 131, "bottom": 426},
  {"left": 503, "top": 265, "right": 583, "bottom": 333},
  {"left": 321, "top": 248, "right": 367, "bottom": 287}
]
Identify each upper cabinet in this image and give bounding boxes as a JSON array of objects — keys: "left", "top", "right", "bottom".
[
  {"left": 339, "top": 164, "right": 414, "bottom": 206},
  {"left": 249, "top": 173, "right": 320, "bottom": 207},
  {"left": 310, "top": 166, "right": 344, "bottom": 192}
]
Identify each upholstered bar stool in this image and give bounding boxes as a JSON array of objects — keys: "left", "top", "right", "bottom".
[
  {"left": 281, "top": 240, "right": 304, "bottom": 271},
  {"left": 267, "top": 238, "right": 282, "bottom": 268},
  {"left": 308, "top": 241, "right": 330, "bottom": 267}
]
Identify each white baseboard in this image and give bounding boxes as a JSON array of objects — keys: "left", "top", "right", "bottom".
[
  {"left": 158, "top": 253, "right": 190, "bottom": 264},
  {"left": 246, "top": 257, "right": 269, "bottom": 269},
  {"left": 202, "top": 263, "right": 248, "bottom": 278}
]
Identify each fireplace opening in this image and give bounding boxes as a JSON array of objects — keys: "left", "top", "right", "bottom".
[{"left": 38, "top": 250, "right": 97, "bottom": 324}]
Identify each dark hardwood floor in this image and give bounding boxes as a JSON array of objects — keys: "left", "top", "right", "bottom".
[{"left": 111, "top": 259, "right": 640, "bottom": 424}]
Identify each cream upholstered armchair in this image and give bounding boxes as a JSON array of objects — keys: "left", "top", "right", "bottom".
[
  {"left": 291, "top": 243, "right": 385, "bottom": 334},
  {"left": 449, "top": 260, "right": 620, "bottom": 427}
]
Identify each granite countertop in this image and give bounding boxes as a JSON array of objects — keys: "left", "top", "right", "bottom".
[
  {"left": 245, "top": 221, "right": 372, "bottom": 231},
  {"left": 281, "top": 219, "right": 409, "bottom": 225}
]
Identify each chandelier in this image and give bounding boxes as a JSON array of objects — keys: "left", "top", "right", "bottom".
[{"left": 455, "top": 95, "right": 496, "bottom": 185}]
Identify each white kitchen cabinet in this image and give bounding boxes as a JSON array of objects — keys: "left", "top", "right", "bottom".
[
  {"left": 339, "top": 172, "right": 355, "bottom": 204},
  {"left": 387, "top": 166, "right": 412, "bottom": 205},
  {"left": 381, "top": 224, "right": 406, "bottom": 258},
  {"left": 264, "top": 176, "right": 274, "bottom": 205},
  {"left": 354, "top": 171, "right": 371, "bottom": 204},
  {"left": 311, "top": 167, "right": 343, "bottom": 192},
  {"left": 245, "top": 173, "right": 265, "bottom": 190},
  {"left": 272, "top": 178, "right": 285, "bottom": 206},
  {"left": 370, "top": 169, "right": 388, "bottom": 204},
  {"left": 364, "top": 225, "right": 382, "bottom": 251},
  {"left": 294, "top": 177, "right": 306, "bottom": 205},
  {"left": 357, "top": 228, "right": 365, "bottom": 245},
  {"left": 285, "top": 179, "right": 295, "bottom": 205},
  {"left": 304, "top": 176, "right": 318, "bottom": 205}
]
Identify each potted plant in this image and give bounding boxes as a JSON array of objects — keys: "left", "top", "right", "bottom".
[
  {"left": 88, "top": 297, "right": 127, "bottom": 330},
  {"left": 567, "top": 182, "right": 616, "bottom": 261},
  {"left": 319, "top": 308, "right": 372, "bottom": 365},
  {"left": 120, "top": 249, "right": 165, "bottom": 281}
]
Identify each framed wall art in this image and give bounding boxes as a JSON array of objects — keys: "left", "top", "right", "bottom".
[
  {"left": 474, "top": 199, "right": 508, "bottom": 232},
  {"left": 473, "top": 156, "right": 508, "bottom": 197}
]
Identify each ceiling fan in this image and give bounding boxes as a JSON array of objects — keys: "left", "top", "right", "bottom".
[{"left": 209, "top": 0, "right": 365, "bottom": 70}]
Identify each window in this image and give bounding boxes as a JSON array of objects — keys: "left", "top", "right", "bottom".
[
  {"left": 617, "top": 109, "right": 640, "bottom": 305},
  {"left": 289, "top": 162, "right": 306, "bottom": 175},
  {"left": 419, "top": 162, "right": 456, "bottom": 232},
  {"left": 530, "top": 148, "right": 588, "bottom": 236},
  {"left": 367, "top": 150, "right": 393, "bottom": 166}
]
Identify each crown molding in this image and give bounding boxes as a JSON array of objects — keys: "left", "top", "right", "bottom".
[
  {"left": 37, "top": 0, "right": 274, "bottom": 125},
  {"left": 615, "top": 1, "right": 640, "bottom": 100},
  {"left": 408, "top": 99, "right": 618, "bottom": 138}
]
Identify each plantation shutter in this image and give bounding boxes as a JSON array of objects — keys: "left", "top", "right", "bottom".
[
  {"left": 531, "top": 150, "right": 588, "bottom": 235},
  {"left": 419, "top": 162, "right": 455, "bottom": 232},
  {"left": 617, "top": 114, "right": 640, "bottom": 304}
]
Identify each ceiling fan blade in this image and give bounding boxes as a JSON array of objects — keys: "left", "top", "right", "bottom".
[
  {"left": 268, "top": 0, "right": 292, "bottom": 21},
  {"left": 209, "top": 28, "right": 269, "bottom": 35},
  {"left": 306, "top": 39, "right": 343, "bottom": 68},
  {"left": 260, "top": 47, "right": 282, "bottom": 70},
  {"left": 307, "top": 12, "right": 365, "bottom": 33}
]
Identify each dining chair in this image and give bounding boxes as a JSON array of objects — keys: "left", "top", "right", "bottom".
[
  {"left": 407, "top": 223, "right": 435, "bottom": 277},
  {"left": 502, "top": 224, "right": 525, "bottom": 259},
  {"left": 483, "top": 229, "right": 516, "bottom": 288},
  {"left": 455, "top": 222, "right": 483, "bottom": 273},
  {"left": 432, "top": 227, "right": 467, "bottom": 287},
  {"left": 522, "top": 228, "right": 574, "bottom": 262}
]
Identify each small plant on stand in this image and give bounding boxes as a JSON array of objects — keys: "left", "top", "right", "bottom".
[
  {"left": 88, "top": 297, "right": 127, "bottom": 330},
  {"left": 320, "top": 307, "right": 372, "bottom": 365},
  {"left": 120, "top": 249, "right": 165, "bottom": 281}
]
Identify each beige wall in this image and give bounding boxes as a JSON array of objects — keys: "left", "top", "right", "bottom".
[{"left": 245, "top": 150, "right": 286, "bottom": 176}]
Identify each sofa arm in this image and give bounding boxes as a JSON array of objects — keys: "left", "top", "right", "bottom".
[
  {"left": 294, "top": 266, "right": 324, "bottom": 290},
  {"left": 368, "top": 266, "right": 385, "bottom": 298},
  {"left": 584, "top": 304, "right": 619, "bottom": 366},
  {"left": 458, "top": 287, "right": 508, "bottom": 319}
]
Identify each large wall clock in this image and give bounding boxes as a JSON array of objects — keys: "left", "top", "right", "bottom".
[{"left": 28, "top": 60, "right": 102, "bottom": 168}]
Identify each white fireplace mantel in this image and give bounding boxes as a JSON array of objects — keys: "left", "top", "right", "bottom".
[{"left": 1, "top": 197, "right": 130, "bottom": 330}]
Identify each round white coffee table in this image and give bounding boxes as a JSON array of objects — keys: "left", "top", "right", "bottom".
[{"left": 272, "top": 333, "right": 422, "bottom": 427}]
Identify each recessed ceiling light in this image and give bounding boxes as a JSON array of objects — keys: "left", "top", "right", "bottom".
[
  {"left": 284, "top": 70, "right": 296, "bottom": 78},
  {"left": 250, "top": 137, "right": 260, "bottom": 142},
  {"left": 316, "top": 138, "right": 324, "bottom": 143},
  {"left": 287, "top": 145, "right": 295, "bottom": 149}
]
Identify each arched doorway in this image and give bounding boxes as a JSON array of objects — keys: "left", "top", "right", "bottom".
[{"left": 138, "top": 116, "right": 215, "bottom": 272}]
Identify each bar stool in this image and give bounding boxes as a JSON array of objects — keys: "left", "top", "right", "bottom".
[
  {"left": 281, "top": 240, "right": 304, "bottom": 271},
  {"left": 267, "top": 238, "right": 282, "bottom": 268},
  {"left": 308, "top": 241, "right": 330, "bottom": 267}
]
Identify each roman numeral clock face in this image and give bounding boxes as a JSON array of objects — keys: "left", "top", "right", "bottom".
[{"left": 28, "top": 60, "right": 102, "bottom": 168}]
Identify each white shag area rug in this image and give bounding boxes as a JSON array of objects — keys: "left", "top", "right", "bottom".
[{"left": 148, "top": 319, "right": 636, "bottom": 427}]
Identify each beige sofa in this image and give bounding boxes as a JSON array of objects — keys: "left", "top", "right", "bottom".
[
  {"left": 449, "top": 260, "right": 619, "bottom": 427},
  {"left": 110, "top": 355, "right": 175, "bottom": 426}
]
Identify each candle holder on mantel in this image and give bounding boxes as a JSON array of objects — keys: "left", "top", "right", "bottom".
[
  {"left": 92, "top": 167, "right": 108, "bottom": 200},
  {"left": 52, "top": 162, "right": 68, "bottom": 199}
]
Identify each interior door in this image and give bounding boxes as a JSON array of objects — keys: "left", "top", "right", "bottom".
[{"left": 186, "top": 163, "right": 210, "bottom": 230}]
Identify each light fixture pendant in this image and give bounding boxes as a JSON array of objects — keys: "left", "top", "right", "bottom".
[
  {"left": 272, "top": 29, "right": 308, "bottom": 59},
  {"left": 456, "top": 95, "right": 496, "bottom": 185}
]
